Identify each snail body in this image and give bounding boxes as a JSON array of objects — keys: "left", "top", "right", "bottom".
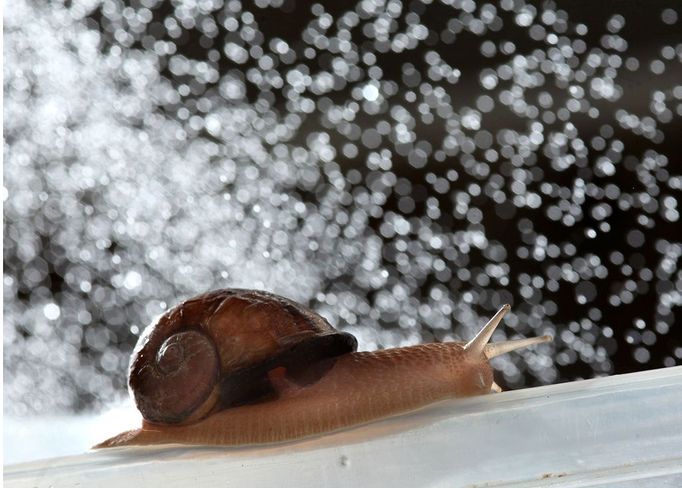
[{"left": 97, "top": 289, "right": 550, "bottom": 448}]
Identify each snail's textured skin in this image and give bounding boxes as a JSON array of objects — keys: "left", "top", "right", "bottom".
[
  {"left": 96, "top": 289, "right": 549, "bottom": 448},
  {"left": 99, "top": 342, "right": 490, "bottom": 447}
]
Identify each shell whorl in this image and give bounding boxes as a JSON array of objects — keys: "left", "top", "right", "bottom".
[
  {"left": 130, "top": 329, "right": 220, "bottom": 424},
  {"left": 127, "top": 289, "right": 357, "bottom": 425}
]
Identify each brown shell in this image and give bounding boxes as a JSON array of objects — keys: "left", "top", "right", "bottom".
[{"left": 128, "top": 289, "right": 357, "bottom": 425}]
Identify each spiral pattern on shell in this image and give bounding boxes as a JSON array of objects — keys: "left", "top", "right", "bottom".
[{"left": 128, "top": 289, "right": 358, "bottom": 425}]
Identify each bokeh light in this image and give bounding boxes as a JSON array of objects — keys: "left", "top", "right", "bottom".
[{"left": 4, "top": 0, "right": 681, "bottom": 416}]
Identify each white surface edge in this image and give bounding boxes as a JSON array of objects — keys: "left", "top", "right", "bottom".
[{"left": 5, "top": 366, "right": 682, "bottom": 487}]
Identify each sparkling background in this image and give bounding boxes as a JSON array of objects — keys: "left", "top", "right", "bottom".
[{"left": 4, "top": 0, "right": 682, "bottom": 416}]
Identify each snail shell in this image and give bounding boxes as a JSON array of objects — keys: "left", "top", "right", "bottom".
[
  {"left": 97, "top": 289, "right": 550, "bottom": 448},
  {"left": 129, "top": 289, "right": 357, "bottom": 424}
]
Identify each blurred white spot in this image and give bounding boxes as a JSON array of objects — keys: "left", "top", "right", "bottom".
[
  {"left": 362, "top": 84, "right": 379, "bottom": 102},
  {"left": 43, "top": 303, "right": 61, "bottom": 320},
  {"left": 124, "top": 271, "right": 142, "bottom": 290}
]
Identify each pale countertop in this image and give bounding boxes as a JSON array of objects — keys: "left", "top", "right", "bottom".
[{"left": 5, "top": 366, "right": 682, "bottom": 487}]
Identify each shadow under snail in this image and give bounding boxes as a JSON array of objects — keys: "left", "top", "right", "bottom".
[{"left": 96, "top": 288, "right": 551, "bottom": 448}]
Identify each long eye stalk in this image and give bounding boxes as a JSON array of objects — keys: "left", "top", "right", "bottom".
[
  {"left": 464, "top": 304, "right": 511, "bottom": 356},
  {"left": 484, "top": 336, "right": 553, "bottom": 359},
  {"left": 464, "top": 304, "right": 552, "bottom": 358}
]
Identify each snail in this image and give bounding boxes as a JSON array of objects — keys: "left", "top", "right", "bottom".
[{"left": 96, "top": 288, "right": 551, "bottom": 448}]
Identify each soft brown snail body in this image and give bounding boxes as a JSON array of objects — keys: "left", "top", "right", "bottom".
[{"left": 96, "top": 289, "right": 551, "bottom": 448}]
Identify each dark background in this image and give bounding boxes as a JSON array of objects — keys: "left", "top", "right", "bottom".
[{"left": 4, "top": 0, "right": 681, "bottom": 414}]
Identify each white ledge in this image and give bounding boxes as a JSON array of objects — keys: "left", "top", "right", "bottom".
[{"left": 5, "top": 366, "right": 682, "bottom": 487}]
